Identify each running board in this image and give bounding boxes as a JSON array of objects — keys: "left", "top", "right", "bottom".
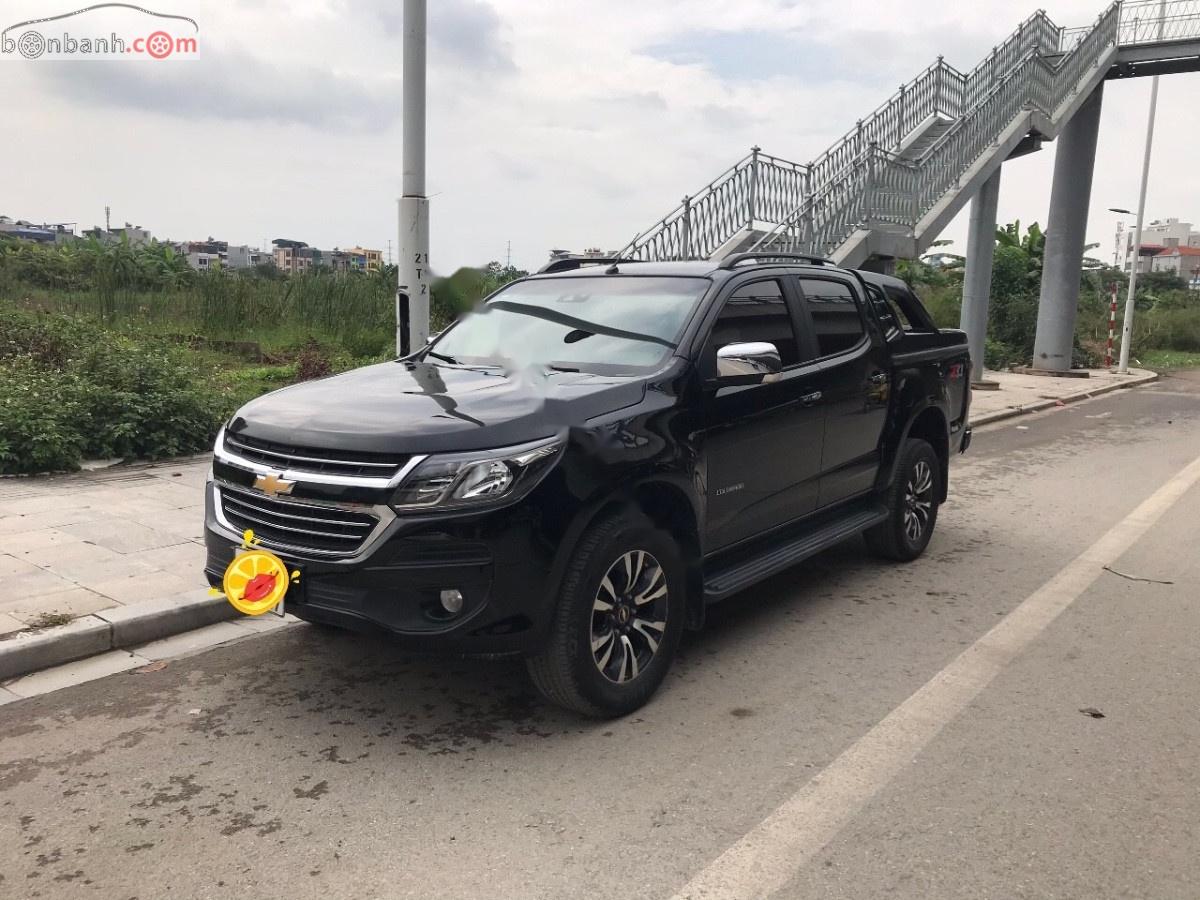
[{"left": 703, "top": 505, "right": 888, "bottom": 603}]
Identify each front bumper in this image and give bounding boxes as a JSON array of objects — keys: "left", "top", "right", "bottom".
[{"left": 204, "top": 479, "right": 558, "bottom": 655}]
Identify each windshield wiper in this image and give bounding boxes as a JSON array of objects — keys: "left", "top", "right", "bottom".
[
  {"left": 544, "top": 364, "right": 580, "bottom": 373},
  {"left": 424, "top": 350, "right": 459, "bottom": 365},
  {"left": 488, "top": 301, "right": 677, "bottom": 349}
]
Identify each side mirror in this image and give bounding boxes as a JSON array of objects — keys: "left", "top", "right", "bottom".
[{"left": 716, "top": 341, "right": 782, "bottom": 386}]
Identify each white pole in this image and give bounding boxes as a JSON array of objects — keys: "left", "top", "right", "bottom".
[
  {"left": 1118, "top": 2, "right": 1165, "bottom": 374},
  {"left": 398, "top": 0, "right": 430, "bottom": 356}
]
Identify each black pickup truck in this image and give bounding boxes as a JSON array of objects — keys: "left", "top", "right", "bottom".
[{"left": 204, "top": 253, "right": 971, "bottom": 716}]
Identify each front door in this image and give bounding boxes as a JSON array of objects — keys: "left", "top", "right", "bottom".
[
  {"left": 794, "top": 276, "right": 890, "bottom": 508},
  {"left": 698, "top": 277, "right": 826, "bottom": 550}
]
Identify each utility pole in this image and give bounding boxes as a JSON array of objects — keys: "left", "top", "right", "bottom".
[
  {"left": 104, "top": 205, "right": 111, "bottom": 233},
  {"left": 1118, "top": 1, "right": 1165, "bottom": 375},
  {"left": 387, "top": 240, "right": 393, "bottom": 266},
  {"left": 1117, "top": 78, "right": 1159, "bottom": 374},
  {"left": 506, "top": 240, "right": 512, "bottom": 269},
  {"left": 397, "top": 0, "right": 430, "bottom": 356}
]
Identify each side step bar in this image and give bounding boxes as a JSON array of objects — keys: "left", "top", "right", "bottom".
[{"left": 703, "top": 505, "right": 888, "bottom": 603}]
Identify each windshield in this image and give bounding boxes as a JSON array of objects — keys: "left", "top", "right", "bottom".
[{"left": 428, "top": 276, "right": 710, "bottom": 374}]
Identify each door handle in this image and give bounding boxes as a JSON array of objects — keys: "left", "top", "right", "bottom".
[
  {"left": 869, "top": 372, "right": 888, "bottom": 385},
  {"left": 799, "top": 390, "right": 823, "bottom": 406}
]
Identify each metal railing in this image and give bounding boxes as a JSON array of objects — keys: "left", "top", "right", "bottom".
[
  {"left": 756, "top": 2, "right": 1122, "bottom": 257},
  {"left": 619, "top": 1, "right": 1199, "bottom": 264},
  {"left": 1061, "top": 0, "right": 1200, "bottom": 48}
]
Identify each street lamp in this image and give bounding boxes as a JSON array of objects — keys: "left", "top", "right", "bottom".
[
  {"left": 1117, "top": 1, "right": 1166, "bottom": 375},
  {"left": 398, "top": 0, "right": 430, "bottom": 357}
]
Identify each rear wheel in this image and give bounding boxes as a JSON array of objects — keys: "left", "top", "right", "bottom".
[
  {"left": 865, "top": 438, "right": 940, "bottom": 562},
  {"left": 527, "top": 515, "right": 685, "bottom": 717}
]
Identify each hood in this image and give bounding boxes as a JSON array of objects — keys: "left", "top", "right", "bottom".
[{"left": 227, "top": 360, "right": 648, "bottom": 454}]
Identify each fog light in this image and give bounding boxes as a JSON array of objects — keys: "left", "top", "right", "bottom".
[{"left": 440, "top": 589, "right": 464, "bottom": 614}]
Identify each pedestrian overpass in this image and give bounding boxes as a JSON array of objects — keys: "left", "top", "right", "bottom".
[{"left": 616, "top": 0, "right": 1200, "bottom": 376}]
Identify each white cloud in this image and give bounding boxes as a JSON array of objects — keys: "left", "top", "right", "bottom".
[{"left": 1, "top": 0, "right": 1198, "bottom": 275}]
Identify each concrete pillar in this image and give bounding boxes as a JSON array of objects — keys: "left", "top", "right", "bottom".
[
  {"left": 1033, "top": 83, "right": 1104, "bottom": 372},
  {"left": 860, "top": 256, "right": 896, "bottom": 276},
  {"left": 960, "top": 166, "right": 1002, "bottom": 383}
]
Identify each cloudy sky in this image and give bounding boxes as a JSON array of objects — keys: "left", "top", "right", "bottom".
[{"left": 2, "top": 0, "right": 1197, "bottom": 273}]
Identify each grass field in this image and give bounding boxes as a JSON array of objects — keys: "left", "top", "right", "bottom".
[{"left": 1137, "top": 349, "right": 1200, "bottom": 371}]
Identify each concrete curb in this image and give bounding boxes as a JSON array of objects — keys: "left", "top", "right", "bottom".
[
  {"left": 0, "top": 593, "right": 238, "bottom": 682},
  {"left": 970, "top": 370, "right": 1160, "bottom": 427}
]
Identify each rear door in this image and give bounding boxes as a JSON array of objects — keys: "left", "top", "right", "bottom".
[
  {"left": 794, "top": 276, "right": 890, "bottom": 508},
  {"left": 698, "top": 277, "right": 825, "bottom": 550}
]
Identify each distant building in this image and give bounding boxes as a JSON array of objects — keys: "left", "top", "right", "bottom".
[
  {"left": 272, "top": 239, "right": 334, "bottom": 275},
  {"left": 272, "top": 239, "right": 310, "bottom": 275},
  {"left": 921, "top": 252, "right": 962, "bottom": 269},
  {"left": 1117, "top": 218, "right": 1200, "bottom": 273},
  {"left": 345, "top": 246, "right": 383, "bottom": 271},
  {"left": 0, "top": 216, "right": 75, "bottom": 243},
  {"left": 177, "top": 239, "right": 224, "bottom": 271},
  {"left": 327, "top": 250, "right": 355, "bottom": 273},
  {"left": 225, "top": 245, "right": 271, "bottom": 269},
  {"left": 172, "top": 239, "right": 270, "bottom": 271},
  {"left": 269, "top": 240, "right": 381, "bottom": 275},
  {"left": 1151, "top": 245, "right": 1200, "bottom": 288},
  {"left": 548, "top": 247, "right": 619, "bottom": 263},
  {"left": 87, "top": 222, "right": 153, "bottom": 245}
]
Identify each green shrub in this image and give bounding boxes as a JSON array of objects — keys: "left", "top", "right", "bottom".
[
  {"left": 0, "top": 311, "right": 229, "bottom": 473},
  {"left": 1139, "top": 306, "right": 1200, "bottom": 353},
  {"left": 917, "top": 285, "right": 961, "bottom": 329},
  {"left": 984, "top": 339, "right": 1021, "bottom": 370},
  {"left": 74, "top": 340, "right": 229, "bottom": 460},
  {"left": 0, "top": 356, "right": 89, "bottom": 473}
]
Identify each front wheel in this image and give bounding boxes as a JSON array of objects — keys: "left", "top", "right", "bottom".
[
  {"left": 526, "top": 515, "right": 685, "bottom": 718},
  {"left": 865, "top": 438, "right": 941, "bottom": 562}
]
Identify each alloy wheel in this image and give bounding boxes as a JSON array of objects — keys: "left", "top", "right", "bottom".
[
  {"left": 590, "top": 550, "right": 669, "bottom": 684},
  {"left": 903, "top": 459, "right": 934, "bottom": 543}
]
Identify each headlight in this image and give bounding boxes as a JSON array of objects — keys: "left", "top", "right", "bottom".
[{"left": 391, "top": 435, "right": 565, "bottom": 511}]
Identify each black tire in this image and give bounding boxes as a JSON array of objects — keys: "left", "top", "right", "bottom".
[
  {"left": 865, "top": 438, "right": 941, "bottom": 562},
  {"left": 526, "top": 514, "right": 686, "bottom": 718}
]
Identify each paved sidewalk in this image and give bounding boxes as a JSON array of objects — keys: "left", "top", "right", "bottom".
[
  {"left": 969, "top": 366, "right": 1157, "bottom": 425},
  {"left": 0, "top": 365, "right": 1159, "bottom": 679},
  {"left": 0, "top": 459, "right": 212, "bottom": 637}
]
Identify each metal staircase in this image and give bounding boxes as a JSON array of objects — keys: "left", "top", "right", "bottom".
[{"left": 616, "top": 1, "right": 1200, "bottom": 268}]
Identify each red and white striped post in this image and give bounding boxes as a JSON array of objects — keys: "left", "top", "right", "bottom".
[{"left": 1105, "top": 281, "right": 1119, "bottom": 368}]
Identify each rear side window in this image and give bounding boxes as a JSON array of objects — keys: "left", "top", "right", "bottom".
[
  {"left": 865, "top": 283, "right": 912, "bottom": 335},
  {"left": 708, "top": 279, "right": 801, "bottom": 367},
  {"left": 884, "top": 284, "right": 935, "bottom": 332},
  {"left": 798, "top": 278, "right": 866, "bottom": 357}
]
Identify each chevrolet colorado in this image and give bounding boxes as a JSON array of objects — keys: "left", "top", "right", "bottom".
[{"left": 205, "top": 253, "right": 971, "bottom": 716}]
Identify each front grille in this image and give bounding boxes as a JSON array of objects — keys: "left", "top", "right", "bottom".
[
  {"left": 217, "top": 485, "right": 379, "bottom": 557},
  {"left": 224, "top": 432, "right": 411, "bottom": 480}
]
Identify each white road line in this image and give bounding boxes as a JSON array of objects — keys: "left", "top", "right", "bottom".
[{"left": 671, "top": 453, "right": 1200, "bottom": 900}]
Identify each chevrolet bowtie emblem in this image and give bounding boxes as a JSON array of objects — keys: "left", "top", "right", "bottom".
[{"left": 253, "top": 473, "right": 295, "bottom": 497}]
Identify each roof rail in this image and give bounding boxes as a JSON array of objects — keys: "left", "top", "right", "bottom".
[
  {"left": 537, "top": 255, "right": 641, "bottom": 274},
  {"left": 718, "top": 252, "right": 837, "bottom": 270}
]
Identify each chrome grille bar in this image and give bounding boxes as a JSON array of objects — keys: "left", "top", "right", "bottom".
[
  {"left": 223, "top": 435, "right": 398, "bottom": 470},
  {"left": 216, "top": 484, "right": 381, "bottom": 557},
  {"left": 223, "top": 431, "right": 410, "bottom": 480}
]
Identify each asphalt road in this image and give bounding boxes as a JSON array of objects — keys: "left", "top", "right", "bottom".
[{"left": 2, "top": 371, "right": 1199, "bottom": 900}]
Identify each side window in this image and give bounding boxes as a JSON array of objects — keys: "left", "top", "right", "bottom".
[
  {"left": 709, "top": 279, "right": 801, "bottom": 367},
  {"left": 798, "top": 278, "right": 866, "bottom": 357},
  {"left": 884, "top": 285, "right": 932, "bottom": 332},
  {"left": 864, "top": 283, "right": 901, "bottom": 335},
  {"left": 866, "top": 282, "right": 915, "bottom": 335}
]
